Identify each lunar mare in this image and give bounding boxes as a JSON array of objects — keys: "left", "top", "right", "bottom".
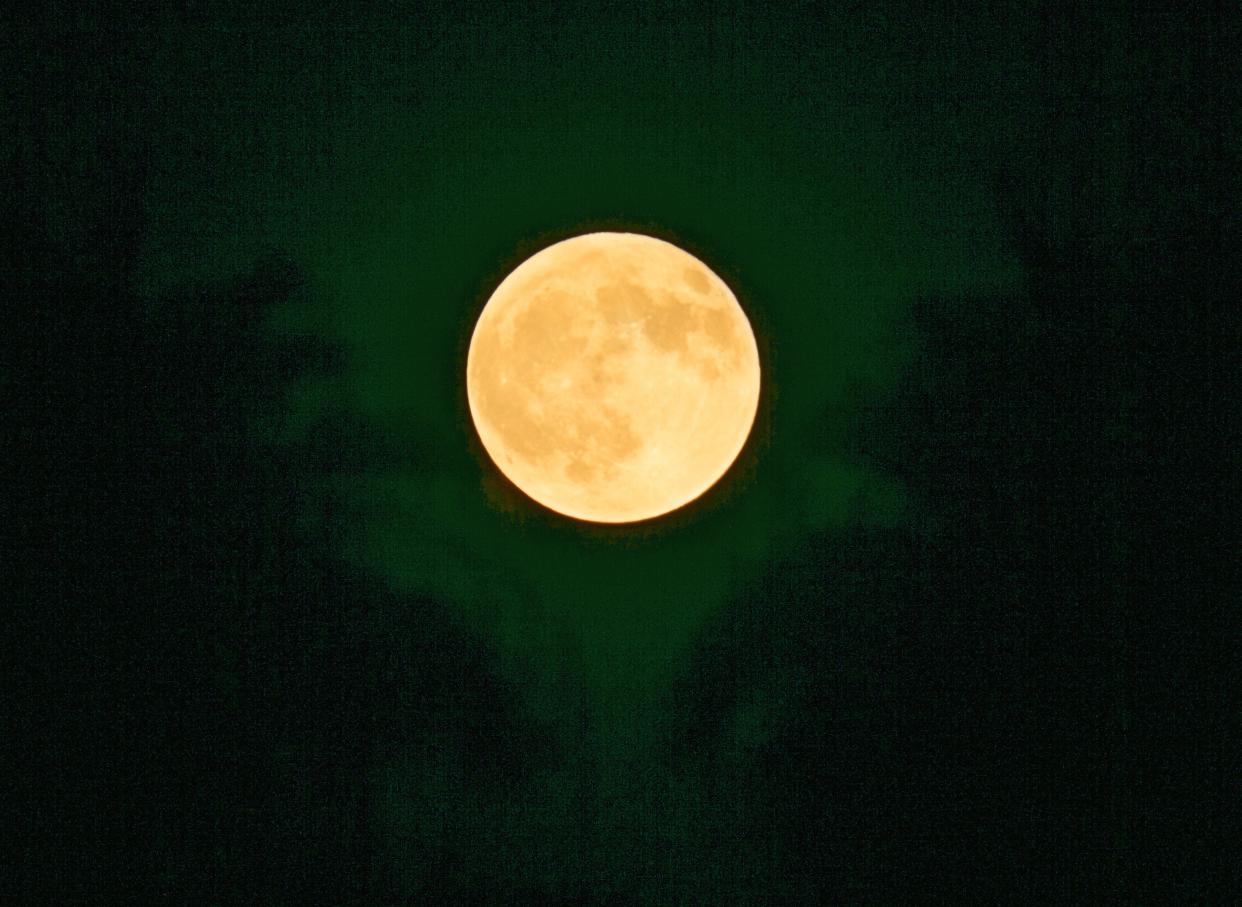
[{"left": 466, "top": 232, "right": 761, "bottom": 523}]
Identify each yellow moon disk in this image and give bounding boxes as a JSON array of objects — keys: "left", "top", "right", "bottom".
[{"left": 466, "top": 232, "right": 761, "bottom": 523}]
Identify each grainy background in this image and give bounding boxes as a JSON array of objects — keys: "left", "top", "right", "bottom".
[{"left": 5, "top": 2, "right": 1236, "bottom": 902}]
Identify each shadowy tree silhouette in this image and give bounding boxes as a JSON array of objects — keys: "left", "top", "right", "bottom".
[{"left": 5, "top": 202, "right": 555, "bottom": 902}]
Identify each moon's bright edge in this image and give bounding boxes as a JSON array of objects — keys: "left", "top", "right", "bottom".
[{"left": 466, "top": 232, "right": 760, "bottom": 523}]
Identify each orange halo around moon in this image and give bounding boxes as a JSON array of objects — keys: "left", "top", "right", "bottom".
[{"left": 466, "top": 232, "right": 761, "bottom": 523}]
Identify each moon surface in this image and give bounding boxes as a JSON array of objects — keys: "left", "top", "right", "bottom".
[{"left": 466, "top": 232, "right": 761, "bottom": 523}]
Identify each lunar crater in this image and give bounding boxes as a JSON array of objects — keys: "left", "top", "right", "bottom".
[{"left": 467, "top": 232, "right": 760, "bottom": 523}]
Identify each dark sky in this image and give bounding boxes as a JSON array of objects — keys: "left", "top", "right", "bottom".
[{"left": 6, "top": 2, "right": 1236, "bottom": 902}]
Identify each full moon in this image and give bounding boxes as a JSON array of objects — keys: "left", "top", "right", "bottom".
[{"left": 466, "top": 232, "right": 761, "bottom": 523}]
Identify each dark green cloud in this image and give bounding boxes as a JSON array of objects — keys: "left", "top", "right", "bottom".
[{"left": 132, "top": 4, "right": 1019, "bottom": 732}]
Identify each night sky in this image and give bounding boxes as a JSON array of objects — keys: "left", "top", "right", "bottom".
[{"left": 7, "top": 2, "right": 1236, "bottom": 902}]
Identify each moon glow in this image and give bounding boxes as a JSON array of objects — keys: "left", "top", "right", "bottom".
[{"left": 467, "top": 232, "right": 761, "bottom": 523}]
